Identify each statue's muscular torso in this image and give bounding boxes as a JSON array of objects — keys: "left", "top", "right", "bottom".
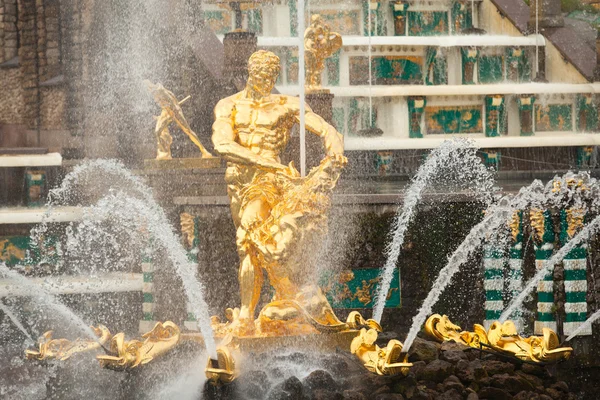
[{"left": 222, "top": 94, "right": 302, "bottom": 162}]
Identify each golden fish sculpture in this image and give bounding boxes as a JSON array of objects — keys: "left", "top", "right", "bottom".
[
  {"left": 97, "top": 321, "right": 180, "bottom": 371},
  {"left": 25, "top": 325, "right": 111, "bottom": 361},
  {"left": 350, "top": 328, "right": 412, "bottom": 376},
  {"left": 425, "top": 314, "right": 572, "bottom": 363}
]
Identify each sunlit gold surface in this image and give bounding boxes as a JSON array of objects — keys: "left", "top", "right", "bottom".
[
  {"left": 146, "top": 80, "right": 213, "bottom": 160},
  {"left": 425, "top": 314, "right": 572, "bottom": 363},
  {"left": 97, "top": 321, "right": 180, "bottom": 370},
  {"left": 350, "top": 328, "right": 412, "bottom": 376},
  {"left": 566, "top": 207, "right": 585, "bottom": 238},
  {"left": 529, "top": 208, "right": 545, "bottom": 242},
  {"left": 509, "top": 211, "right": 521, "bottom": 242},
  {"left": 25, "top": 325, "right": 111, "bottom": 361},
  {"left": 211, "top": 49, "right": 346, "bottom": 337},
  {"left": 304, "top": 15, "right": 342, "bottom": 92}
]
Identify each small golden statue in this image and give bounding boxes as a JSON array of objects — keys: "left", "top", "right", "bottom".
[
  {"left": 304, "top": 15, "right": 343, "bottom": 92},
  {"left": 425, "top": 314, "right": 572, "bottom": 363},
  {"left": 146, "top": 80, "right": 213, "bottom": 160},
  {"left": 25, "top": 325, "right": 111, "bottom": 361},
  {"left": 97, "top": 321, "right": 180, "bottom": 370},
  {"left": 350, "top": 328, "right": 412, "bottom": 376},
  {"left": 211, "top": 50, "right": 347, "bottom": 336}
]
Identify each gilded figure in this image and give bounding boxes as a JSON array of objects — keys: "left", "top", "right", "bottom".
[
  {"left": 304, "top": 15, "right": 343, "bottom": 91},
  {"left": 146, "top": 80, "right": 213, "bottom": 160},
  {"left": 211, "top": 50, "right": 347, "bottom": 336}
]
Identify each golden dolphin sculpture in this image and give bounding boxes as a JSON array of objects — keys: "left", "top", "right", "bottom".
[
  {"left": 97, "top": 321, "right": 180, "bottom": 370},
  {"left": 350, "top": 328, "right": 412, "bottom": 376},
  {"left": 424, "top": 314, "right": 572, "bottom": 363},
  {"left": 25, "top": 325, "right": 111, "bottom": 361}
]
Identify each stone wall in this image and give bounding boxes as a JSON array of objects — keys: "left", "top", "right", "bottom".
[
  {"left": 0, "top": 67, "right": 25, "bottom": 124},
  {"left": 40, "top": 86, "right": 65, "bottom": 129}
]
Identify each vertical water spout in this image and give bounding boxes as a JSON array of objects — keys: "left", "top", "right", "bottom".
[{"left": 298, "top": 0, "right": 306, "bottom": 177}]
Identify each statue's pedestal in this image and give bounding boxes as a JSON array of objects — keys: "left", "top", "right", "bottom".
[{"left": 143, "top": 157, "right": 222, "bottom": 170}]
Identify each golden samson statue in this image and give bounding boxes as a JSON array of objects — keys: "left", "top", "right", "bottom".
[{"left": 211, "top": 50, "right": 348, "bottom": 337}]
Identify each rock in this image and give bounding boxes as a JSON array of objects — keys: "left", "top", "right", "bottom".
[
  {"left": 514, "top": 371, "right": 543, "bottom": 388},
  {"left": 490, "top": 373, "right": 534, "bottom": 395},
  {"left": 458, "top": 359, "right": 488, "bottom": 383},
  {"left": 408, "top": 361, "right": 426, "bottom": 378},
  {"left": 322, "top": 354, "right": 350, "bottom": 374},
  {"left": 441, "top": 350, "right": 468, "bottom": 364},
  {"left": 408, "top": 338, "right": 440, "bottom": 362},
  {"left": 538, "top": 396, "right": 552, "bottom": 400},
  {"left": 478, "top": 386, "right": 513, "bottom": 400},
  {"left": 443, "top": 375, "right": 464, "bottom": 393},
  {"left": 467, "top": 393, "right": 479, "bottom": 400},
  {"left": 440, "top": 342, "right": 468, "bottom": 352},
  {"left": 514, "top": 391, "right": 539, "bottom": 400},
  {"left": 439, "top": 389, "right": 462, "bottom": 400},
  {"left": 520, "top": 364, "right": 549, "bottom": 378},
  {"left": 313, "top": 389, "right": 343, "bottom": 400},
  {"left": 342, "top": 390, "right": 367, "bottom": 400},
  {"left": 481, "top": 360, "right": 515, "bottom": 376},
  {"left": 417, "top": 359, "right": 455, "bottom": 383},
  {"left": 374, "top": 385, "right": 391, "bottom": 395},
  {"left": 411, "top": 389, "right": 433, "bottom": 400},
  {"left": 237, "top": 370, "right": 270, "bottom": 399},
  {"left": 303, "top": 370, "right": 337, "bottom": 392},
  {"left": 544, "top": 388, "right": 561, "bottom": 400},
  {"left": 375, "top": 394, "right": 404, "bottom": 400},
  {"left": 392, "top": 375, "right": 416, "bottom": 396},
  {"left": 550, "top": 381, "right": 569, "bottom": 393},
  {"left": 268, "top": 376, "right": 306, "bottom": 400}
]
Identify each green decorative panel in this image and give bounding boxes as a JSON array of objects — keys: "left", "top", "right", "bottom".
[
  {"left": 425, "top": 48, "right": 447, "bottom": 85},
  {"left": 479, "top": 56, "right": 504, "bottom": 84},
  {"left": 451, "top": 1, "right": 472, "bottom": 33},
  {"left": 316, "top": 10, "right": 361, "bottom": 36},
  {"left": 347, "top": 98, "right": 376, "bottom": 133},
  {"left": 245, "top": 9, "right": 263, "bottom": 34},
  {"left": 535, "top": 104, "right": 573, "bottom": 132},
  {"left": 289, "top": 0, "right": 298, "bottom": 36},
  {"left": 325, "top": 50, "right": 341, "bottom": 86},
  {"left": 425, "top": 106, "right": 482, "bottom": 134},
  {"left": 286, "top": 49, "right": 299, "bottom": 84},
  {"left": 349, "top": 56, "right": 423, "bottom": 85},
  {"left": 576, "top": 95, "right": 598, "bottom": 132},
  {"left": 322, "top": 268, "right": 400, "bottom": 309},
  {"left": 408, "top": 11, "right": 449, "bottom": 36},
  {"left": 0, "top": 236, "right": 28, "bottom": 266},
  {"left": 204, "top": 10, "right": 232, "bottom": 35},
  {"left": 363, "top": 2, "right": 386, "bottom": 36},
  {"left": 0, "top": 235, "right": 59, "bottom": 266},
  {"left": 333, "top": 107, "right": 345, "bottom": 133}
]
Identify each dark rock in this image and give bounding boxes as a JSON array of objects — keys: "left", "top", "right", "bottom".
[
  {"left": 237, "top": 370, "right": 270, "bottom": 399},
  {"left": 419, "top": 380, "right": 437, "bottom": 390},
  {"left": 391, "top": 375, "right": 416, "bottom": 396},
  {"left": 467, "top": 392, "right": 479, "bottom": 400},
  {"left": 550, "top": 381, "right": 569, "bottom": 393},
  {"left": 441, "top": 350, "right": 468, "bottom": 364},
  {"left": 538, "top": 396, "right": 552, "bottom": 400},
  {"left": 436, "top": 383, "right": 445, "bottom": 392},
  {"left": 408, "top": 361, "right": 426, "bottom": 378},
  {"left": 374, "top": 385, "right": 391, "bottom": 395},
  {"left": 342, "top": 390, "right": 367, "bottom": 400},
  {"left": 490, "top": 373, "right": 534, "bottom": 395},
  {"left": 478, "top": 386, "right": 513, "bottom": 400},
  {"left": 408, "top": 338, "right": 440, "bottom": 363},
  {"left": 439, "top": 388, "right": 462, "bottom": 400},
  {"left": 544, "top": 388, "right": 561, "bottom": 400},
  {"left": 313, "top": 389, "right": 343, "bottom": 400},
  {"left": 440, "top": 342, "right": 468, "bottom": 352},
  {"left": 268, "top": 376, "right": 306, "bottom": 400},
  {"left": 481, "top": 360, "right": 515, "bottom": 376},
  {"left": 514, "top": 391, "right": 540, "bottom": 400},
  {"left": 375, "top": 394, "right": 404, "bottom": 400},
  {"left": 417, "top": 359, "right": 455, "bottom": 383},
  {"left": 322, "top": 354, "right": 350, "bottom": 374},
  {"left": 443, "top": 375, "right": 464, "bottom": 393},
  {"left": 515, "top": 371, "right": 543, "bottom": 389},
  {"left": 411, "top": 389, "right": 433, "bottom": 400},
  {"left": 520, "top": 363, "right": 549, "bottom": 378},
  {"left": 303, "top": 370, "right": 337, "bottom": 392}
]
